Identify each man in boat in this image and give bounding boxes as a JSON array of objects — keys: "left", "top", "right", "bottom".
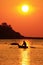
[{"left": 22, "top": 41, "right": 26, "bottom": 47}]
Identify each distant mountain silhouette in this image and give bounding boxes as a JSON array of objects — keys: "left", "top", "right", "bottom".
[
  {"left": 0, "top": 22, "right": 24, "bottom": 39},
  {"left": 0, "top": 22, "right": 43, "bottom": 39}
]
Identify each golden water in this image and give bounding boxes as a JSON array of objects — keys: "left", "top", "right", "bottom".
[{"left": 0, "top": 39, "right": 43, "bottom": 65}]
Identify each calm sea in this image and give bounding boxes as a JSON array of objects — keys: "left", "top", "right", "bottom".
[{"left": 0, "top": 39, "right": 43, "bottom": 65}]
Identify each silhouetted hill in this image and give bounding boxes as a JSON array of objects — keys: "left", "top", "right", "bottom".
[
  {"left": 0, "top": 23, "right": 24, "bottom": 39},
  {"left": 0, "top": 22, "right": 43, "bottom": 39}
]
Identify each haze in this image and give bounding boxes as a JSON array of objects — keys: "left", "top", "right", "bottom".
[{"left": 0, "top": 0, "right": 43, "bottom": 37}]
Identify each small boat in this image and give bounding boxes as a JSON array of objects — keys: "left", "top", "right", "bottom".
[
  {"left": 11, "top": 41, "right": 28, "bottom": 49},
  {"left": 18, "top": 41, "right": 28, "bottom": 48},
  {"left": 18, "top": 45, "right": 28, "bottom": 48},
  {"left": 19, "top": 46, "right": 28, "bottom": 48}
]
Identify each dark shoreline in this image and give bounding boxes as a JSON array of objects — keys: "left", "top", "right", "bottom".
[
  {"left": 0, "top": 23, "right": 43, "bottom": 39},
  {"left": 0, "top": 37, "right": 43, "bottom": 39},
  {"left": 24, "top": 37, "right": 43, "bottom": 39}
]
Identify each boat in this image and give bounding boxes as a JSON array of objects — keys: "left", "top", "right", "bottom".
[
  {"left": 18, "top": 41, "right": 28, "bottom": 48},
  {"left": 11, "top": 41, "right": 28, "bottom": 48},
  {"left": 19, "top": 46, "right": 28, "bottom": 48},
  {"left": 18, "top": 45, "right": 28, "bottom": 48}
]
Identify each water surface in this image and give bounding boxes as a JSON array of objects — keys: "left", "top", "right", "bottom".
[{"left": 0, "top": 39, "right": 43, "bottom": 65}]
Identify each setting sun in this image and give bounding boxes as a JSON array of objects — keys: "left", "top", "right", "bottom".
[
  {"left": 17, "top": 4, "right": 34, "bottom": 15},
  {"left": 22, "top": 5, "right": 29, "bottom": 12}
]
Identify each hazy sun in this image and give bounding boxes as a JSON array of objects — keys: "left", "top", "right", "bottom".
[
  {"left": 17, "top": 4, "right": 34, "bottom": 15},
  {"left": 22, "top": 5, "right": 29, "bottom": 12}
]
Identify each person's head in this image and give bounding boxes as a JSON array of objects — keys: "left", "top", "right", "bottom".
[{"left": 23, "top": 41, "right": 25, "bottom": 42}]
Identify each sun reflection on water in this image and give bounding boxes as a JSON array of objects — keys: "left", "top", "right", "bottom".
[
  {"left": 19, "top": 40, "right": 31, "bottom": 65},
  {"left": 21, "top": 49, "right": 30, "bottom": 65},
  {"left": 20, "top": 40, "right": 30, "bottom": 65}
]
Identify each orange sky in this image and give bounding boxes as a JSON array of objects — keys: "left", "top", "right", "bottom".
[{"left": 0, "top": 0, "right": 43, "bottom": 37}]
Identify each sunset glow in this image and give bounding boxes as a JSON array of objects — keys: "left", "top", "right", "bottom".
[
  {"left": 17, "top": 4, "right": 34, "bottom": 15},
  {"left": 22, "top": 5, "right": 29, "bottom": 12},
  {"left": 21, "top": 49, "right": 30, "bottom": 65},
  {"left": 0, "top": 0, "right": 43, "bottom": 37}
]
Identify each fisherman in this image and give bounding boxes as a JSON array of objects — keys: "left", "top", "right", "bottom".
[{"left": 22, "top": 41, "right": 26, "bottom": 47}]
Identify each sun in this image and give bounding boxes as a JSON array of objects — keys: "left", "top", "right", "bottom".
[
  {"left": 17, "top": 4, "right": 34, "bottom": 15},
  {"left": 22, "top": 5, "right": 29, "bottom": 12}
]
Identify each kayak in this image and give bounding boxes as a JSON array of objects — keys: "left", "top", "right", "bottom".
[{"left": 18, "top": 45, "right": 28, "bottom": 48}]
